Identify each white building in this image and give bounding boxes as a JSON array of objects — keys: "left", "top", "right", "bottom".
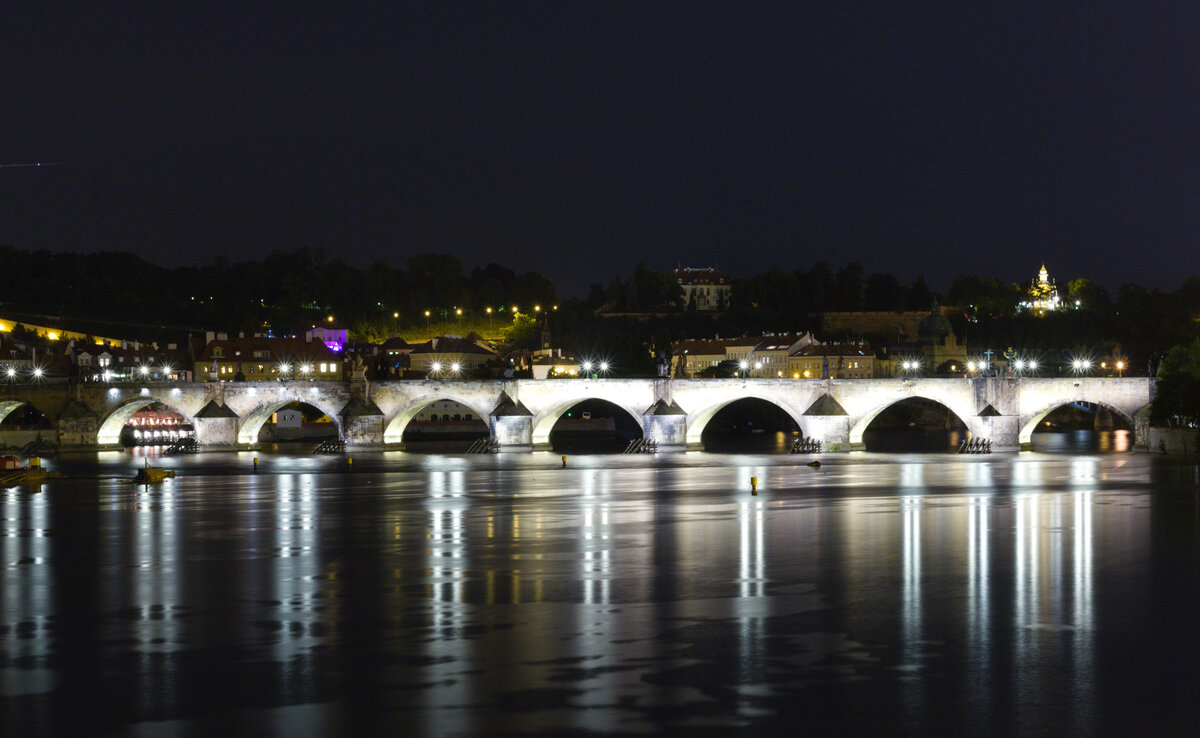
[{"left": 675, "top": 267, "right": 732, "bottom": 311}]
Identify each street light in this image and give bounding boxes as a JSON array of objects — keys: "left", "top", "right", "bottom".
[
  {"left": 486, "top": 306, "right": 493, "bottom": 332},
  {"left": 1116, "top": 360, "right": 1126, "bottom": 376},
  {"left": 138, "top": 365, "right": 150, "bottom": 377},
  {"left": 278, "top": 363, "right": 291, "bottom": 378},
  {"left": 424, "top": 310, "right": 431, "bottom": 330},
  {"left": 598, "top": 361, "right": 609, "bottom": 375},
  {"left": 431, "top": 361, "right": 442, "bottom": 376},
  {"left": 300, "top": 363, "right": 313, "bottom": 377},
  {"left": 738, "top": 360, "right": 749, "bottom": 377},
  {"left": 450, "top": 361, "right": 461, "bottom": 376}
]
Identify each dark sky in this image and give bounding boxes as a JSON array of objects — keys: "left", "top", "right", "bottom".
[{"left": 4, "top": 2, "right": 1199, "bottom": 295}]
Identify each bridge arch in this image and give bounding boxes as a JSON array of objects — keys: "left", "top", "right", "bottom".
[
  {"left": 382, "top": 396, "right": 494, "bottom": 444},
  {"left": 531, "top": 397, "right": 645, "bottom": 447},
  {"left": 1018, "top": 400, "right": 1138, "bottom": 447},
  {"left": 237, "top": 398, "right": 345, "bottom": 445},
  {"left": 848, "top": 395, "right": 976, "bottom": 447},
  {"left": 685, "top": 395, "right": 806, "bottom": 446},
  {"left": 0, "top": 399, "right": 54, "bottom": 427},
  {"left": 97, "top": 398, "right": 195, "bottom": 445}
]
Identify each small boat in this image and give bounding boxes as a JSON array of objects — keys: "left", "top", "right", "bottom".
[{"left": 134, "top": 460, "right": 175, "bottom": 484}]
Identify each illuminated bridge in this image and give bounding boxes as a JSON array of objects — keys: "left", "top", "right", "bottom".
[{"left": 0, "top": 376, "right": 1154, "bottom": 452}]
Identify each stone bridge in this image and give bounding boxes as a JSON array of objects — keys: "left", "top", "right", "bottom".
[{"left": 0, "top": 376, "right": 1154, "bottom": 452}]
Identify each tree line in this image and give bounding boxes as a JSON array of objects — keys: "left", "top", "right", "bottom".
[{"left": 3, "top": 244, "right": 1200, "bottom": 377}]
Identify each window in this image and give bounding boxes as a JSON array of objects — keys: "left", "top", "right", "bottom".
[
  {"left": 212, "top": 347, "right": 223, "bottom": 358},
  {"left": 319, "top": 363, "right": 328, "bottom": 373}
]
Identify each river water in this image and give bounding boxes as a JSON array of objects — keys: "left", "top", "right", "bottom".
[{"left": 3, "top": 435, "right": 1200, "bottom": 736}]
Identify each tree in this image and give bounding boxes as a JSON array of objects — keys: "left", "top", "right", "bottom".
[{"left": 1151, "top": 339, "right": 1200, "bottom": 427}]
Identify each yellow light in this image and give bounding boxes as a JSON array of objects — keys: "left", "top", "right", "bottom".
[
  {"left": 512, "top": 306, "right": 519, "bottom": 313},
  {"left": 424, "top": 310, "right": 430, "bottom": 317},
  {"left": 534, "top": 305, "right": 541, "bottom": 312},
  {"left": 793, "top": 373, "right": 799, "bottom": 378},
  {"left": 1116, "top": 361, "right": 1125, "bottom": 370},
  {"left": 393, "top": 312, "right": 399, "bottom": 318},
  {"left": 327, "top": 315, "right": 333, "bottom": 322},
  {"left": 456, "top": 308, "right": 462, "bottom": 316},
  {"left": 803, "top": 370, "right": 811, "bottom": 378},
  {"left": 777, "top": 371, "right": 783, "bottom": 377},
  {"left": 486, "top": 307, "right": 492, "bottom": 314},
  {"left": 47, "top": 332, "right": 59, "bottom": 340}
]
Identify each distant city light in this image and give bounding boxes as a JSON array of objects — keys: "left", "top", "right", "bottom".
[
  {"left": 279, "top": 363, "right": 291, "bottom": 375},
  {"left": 967, "top": 361, "right": 977, "bottom": 372},
  {"left": 582, "top": 361, "right": 593, "bottom": 371},
  {"left": 6, "top": 368, "right": 15, "bottom": 378},
  {"left": 138, "top": 365, "right": 150, "bottom": 376}
]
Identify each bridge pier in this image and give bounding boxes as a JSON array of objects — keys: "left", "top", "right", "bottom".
[
  {"left": 642, "top": 400, "right": 687, "bottom": 452},
  {"left": 192, "top": 400, "right": 239, "bottom": 447},
  {"left": 800, "top": 416, "right": 851, "bottom": 451},
  {"left": 490, "top": 392, "right": 534, "bottom": 452},
  {"left": 971, "top": 415, "right": 1021, "bottom": 451}
]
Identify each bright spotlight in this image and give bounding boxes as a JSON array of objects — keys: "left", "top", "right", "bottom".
[
  {"left": 599, "top": 362, "right": 609, "bottom": 372},
  {"left": 450, "top": 362, "right": 461, "bottom": 374},
  {"left": 1015, "top": 359, "right": 1026, "bottom": 371},
  {"left": 5, "top": 368, "right": 15, "bottom": 378},
  {"left": 300, "top": 364, "right": 313, "bottom": 375},
  {"left": 431, "top": 361, "right": 442, "bottom": 373},
  {"left": 582, "top": 361, "right": 593, "bottom": 371},
  {"left": 32, "top": 367, "right": 43, "bottom": 378},
  {"left": 1028, "top": 360, "right": 1038, "bottom": 371},
  {"left": 967, "top": 361, "right": 976, "bottom": 372},
  {"left": 279, "top": 363, "right": 291, "bottom": 375}
]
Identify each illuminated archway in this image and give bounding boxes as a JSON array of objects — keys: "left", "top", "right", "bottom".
[
  {"left": 237, "top": 399, "right": 345, "bottom": 445},
  {"left": 685, "top": 395, "right": 805, "bottom": 446},
  {"left": 1018, "top": 400, "right": 1136, "bottom": 448},
  {"left": 0, "top": 400, "right": 53, "bottom": 428},
  {"left": 97, "top": 399, "right": 195, "bottom": 445},
  {"left": 531, "top": 397, "right": 645, "bottom": 447},
  {"left": 849, "top": 396, "right": 972, "bottom": 450},
  {"left": 382, "top": 396, "right": 493, "bottom": 444}
]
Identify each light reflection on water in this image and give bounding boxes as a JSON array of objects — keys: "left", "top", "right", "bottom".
[{"left": 1, "top": 450, "right": 1198, "bottom": 734}]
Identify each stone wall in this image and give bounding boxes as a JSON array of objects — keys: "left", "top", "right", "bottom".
[{"left": 1146, "top": 427, "right": 1200, "bottom": 457}]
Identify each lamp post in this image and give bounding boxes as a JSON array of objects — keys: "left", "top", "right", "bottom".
[
  {"left": 486, "top": 306, "right": 492, "bottom": 332},
  {"left": 424, "top": 310, "right": 431, "bottom": 331}
]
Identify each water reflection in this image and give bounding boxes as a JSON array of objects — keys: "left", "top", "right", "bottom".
[{"left": 0, "top": 453, "right": 1196, "bottom": 735}]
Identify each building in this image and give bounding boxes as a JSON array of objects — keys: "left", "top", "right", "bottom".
[
  {"left": 194, "top": 336, "right": 344, "bottom": 382},
  {"left": 0, "top": 340, "right": 32, "bottom": 379},
  {"left": 306, "top": 323, "right": 348, "bottom": 352},
  {"left": 751, "top": 333, "right": 821, "bottom": 377},
  {"left": 877, "top": 305, "right": 970, "bottom": 376},
  {"left": 407, "top": 336, "right": 496, "bottom": 376},
  {"left": 1021, "top": 263, "right": 1061, "bottom": 313},
  {"left": 675, "top": 267, "right": 732, "bottom": 311},
  {"left": 670, "top": 339, "right": 737, "bottom": 376},
  {"left": 73, "top": 341, "right": 192, "bottom": 382},
  {"left": 788, "top": 344, "right": 874, "bottom": 379}
]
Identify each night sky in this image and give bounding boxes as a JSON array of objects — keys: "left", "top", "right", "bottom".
[{"left": 4, "top": 3, "right": 1199, "bottom": 295}]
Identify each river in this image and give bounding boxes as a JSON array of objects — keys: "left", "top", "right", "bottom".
[{"left": 3, "top": 437, "right": 1199, "bottom": 735}]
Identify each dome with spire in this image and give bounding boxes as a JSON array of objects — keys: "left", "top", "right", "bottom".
[{"left": 917, "top": 302, "right": 952, "bottom": 343}]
